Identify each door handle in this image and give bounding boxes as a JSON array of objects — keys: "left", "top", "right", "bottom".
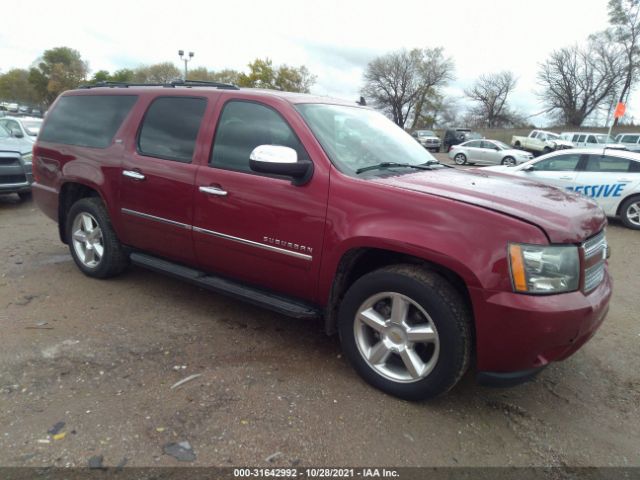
[
  {"left": 199, "top": 185, "right": 228, "bottom": 196},
  {"left": 617, "top": 178, "right": 632, "bottom": 182},
  {"left": 123, "top": 170, "right": 145, "bottom": 181}
]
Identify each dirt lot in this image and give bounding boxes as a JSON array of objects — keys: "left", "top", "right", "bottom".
[{"left": 0, "top": 171, "right": 639, "bottom": 469}]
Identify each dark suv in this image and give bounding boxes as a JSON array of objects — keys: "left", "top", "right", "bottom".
[
  {"left": 443, "top": 128, "right": 482, "bottom": 152},
  {"left": 32, "top": 82, "right": 611, "bottom": 400}
]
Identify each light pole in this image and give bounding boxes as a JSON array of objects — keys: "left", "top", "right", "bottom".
[{"left": 178, "top": 50, "right": 194, "bottom": 80}]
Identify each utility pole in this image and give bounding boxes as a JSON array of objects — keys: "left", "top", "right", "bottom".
[{"left": 178, "top": 50, "right": 194, "bottom": 80}]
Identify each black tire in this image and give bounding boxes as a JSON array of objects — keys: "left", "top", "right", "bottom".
[
  {"left": 542, "top": 146, "right": 552, "bottom": 155},
  {"left": 619, "top": 196, "right": 640, "bottom": 230},
  {"left": 514, "top": 141, "right": 521, "bottom": 149},
  {"left": 454, "top": 153, "right": 467, "bottom": 165},
  {"left": 66, "top": 197, "right": 129, "bottom": 278},
  {"left": 17, "top": 191, "right": 32, "bottom": 200},
  {"left": 501, "top": 156, "right": 516, "bottom": 166},
  {"left": 338, "top": 265, "right": 472, "bottom": 400}
]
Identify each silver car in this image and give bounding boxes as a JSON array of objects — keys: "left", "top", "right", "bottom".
[
  {"left": 0, "top": 116, "right": 43, "bottom": 144},
  {"left": 448, "top": 139, "right": 534, "bottom": 166}
]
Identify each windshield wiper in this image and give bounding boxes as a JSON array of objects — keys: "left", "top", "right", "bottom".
[{"left": 356, "top": 162, "right": 435, "bottom": 174}]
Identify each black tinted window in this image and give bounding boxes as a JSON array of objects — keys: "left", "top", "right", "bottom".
[
  {"left": 138, "top": 97, "right": 206, "bottom": 163},
  {"left": 211, "top": 101, "right": 306, "bottom": 172},
  {"left": 40, "top": 95, "right": 137, "bottom": 148}
]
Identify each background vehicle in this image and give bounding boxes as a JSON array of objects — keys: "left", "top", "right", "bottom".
[
  {"left": 484, "top": 148, "right": 640, "bottom": 229},
  {"left": 511, "top": 130, "right": 574, "bottom": 155},
  {"left": 615, "top": 133, "right": 640, "bottom": 153},
  {"left": 560, "top": 132, "right": 626, "bottom": 150},
  {"left": 448, "top": 139, "right": 534, "bottom": 166},
  {"left": 442, "top": 128, "right": 482, "bottom": 152},
  {"left": 32, "top": 85, "right": 611, "bottom": 400},
  {"left": 0, "top": 116, "right": 42, "bottom": 143},
  {"left": 0, "top": 124, "right": 34, "bottom": 200},
  {"left": 411, "top": 130, "right": 441, "bottom": 152}
]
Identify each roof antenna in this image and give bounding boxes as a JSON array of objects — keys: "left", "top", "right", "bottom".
[{"left": 356, "top": 96, "right": 366, "bottom": 106}]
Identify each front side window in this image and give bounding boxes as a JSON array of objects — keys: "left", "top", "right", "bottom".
[
  {"left": 39, "top": 95, "right": 138, "bottom": 148},
  {"left": 587, "top": 135, "right": 597, "bottom": 144},
  {"left": 534, "top": 154, "right": 581, "bottom": 171},
  {"left": 138, "top": 97, "right": 207, "bottom": 163},
  {"left": 211, "top": 101, "right": 307, "bottom": 173},
  {"left": 621, "top": 134, "right": 640, "bottom": 143}
]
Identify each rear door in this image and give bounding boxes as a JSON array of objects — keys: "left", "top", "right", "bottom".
[
  {"left": 192, "top": 97, "right": 329, "bottom": 301},
  {"left": 117, "top": 95, "right": 208, "bottom": 264},
  {"left": 463, "top": 140, "right": 484, "bottom": 162},
  {"left": 574, "top": 155, "right": 639, "bottom": 215}
]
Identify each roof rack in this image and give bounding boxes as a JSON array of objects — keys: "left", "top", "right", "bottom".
[{"left": 79, "top": 80, "right": 240, "bottom": 90}]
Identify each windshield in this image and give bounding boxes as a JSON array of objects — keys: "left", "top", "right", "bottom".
[
  {"left": 418, "top": 130, "right": 435, "bottom": 137},
  {"left": 595, "top": 134, "right": 615, "bottom": 143},
  {"left": 296, "top": 104, "right": 439, "bottom": 175},
  {"left": 22, "top": 120, "right": 41, "bottom": 136},
  {"left": 546, "top": 132, "right": 560, "bottom": 140}
]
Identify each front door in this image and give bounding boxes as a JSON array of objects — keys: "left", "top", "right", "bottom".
[
  {"left": 118, "top": 96, "right": 208, "bottom": 264},
  {"left": 524, "top": 152, "right": 584, "bottom": 190},
  {"left": 192, "top": 98, "right": 329, "bottom": 302}
]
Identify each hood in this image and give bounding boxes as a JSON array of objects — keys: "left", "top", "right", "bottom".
[
  {"left": 551, "top": 139, "right": 574, "bottom": 147},
  {"left": 373, "top": 168, "right": 606, "bottom": 243},
  {"left": 0, "top": 137, "right": 31, "bottom": 154}
]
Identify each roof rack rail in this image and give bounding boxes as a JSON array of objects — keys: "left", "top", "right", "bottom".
[
  {"left": 171, "top": 79, "right": 240, "bottom": 90},
  {"left": 79, "top": 80, "right": 240, "bottom": 90}
]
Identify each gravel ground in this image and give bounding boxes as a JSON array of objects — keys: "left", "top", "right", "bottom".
[{"left": 0, "top": 169, "right": 639, "bottom": 469}]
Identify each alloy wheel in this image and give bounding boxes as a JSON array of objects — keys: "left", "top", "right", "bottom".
[{"left": 71, "top": 212, "right": 104, "bottom": 268}]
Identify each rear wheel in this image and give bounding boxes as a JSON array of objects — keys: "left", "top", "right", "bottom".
[
  {"left": 66, "top": 197, "right": 129, "bottom": 278},
  {"left": 501, "top": 156, "right": 516, "bottom": 166},
  {"left": 542, "top": 146, "right": 552, "bottom": 154},
  {"left": 454, "top": 153, "right": 467, "bottom": 165},
  {"left": 620, "top": 196, "right": 640, "bottom": 230},
  {"left": 338, "top": 265, "right": 472, "bottom": 400}
]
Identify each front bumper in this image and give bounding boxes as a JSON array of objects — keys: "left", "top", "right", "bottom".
[
  {"left": 470, "top": 268, "right": 611, "bottom": 374},
  {"left": 0, "top": 171, "right": 33, "bottom": 194}
]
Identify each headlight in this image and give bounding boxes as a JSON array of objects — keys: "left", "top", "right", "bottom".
[
  {"left": 22, "top": 153, "right": 32, "bottom": 164},
  {"left": 508, "top": 243, "right": 579, "bottom": 294}
]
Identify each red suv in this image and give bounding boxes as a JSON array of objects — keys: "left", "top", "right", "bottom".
[{"left": 32, "top": 81, "right": 611, "bottom": 400}]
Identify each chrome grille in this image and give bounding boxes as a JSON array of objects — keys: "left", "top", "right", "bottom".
[{"left": 582, "top": 231, "right": 607, "bottom": 292}]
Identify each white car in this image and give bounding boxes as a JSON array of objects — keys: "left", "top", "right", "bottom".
[
  {"left": 0, "top": 116, "right": 42, "bottom": 143},
  {"left": 483, "top": 148, "right": 640, "bottom": 229},
  {"left": 448, "top": 139, "right": 534, "bottom": 166},
  {"left": 560, "top": 132, "right": 626, "bottom": 151}
]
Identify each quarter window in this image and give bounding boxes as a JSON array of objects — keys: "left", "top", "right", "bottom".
[
  {"left": 39, "top": 95, "right": 138, "bottom": 148},
  {"left": 211, "top": 101, "right": 307, "bottom": 173},
  {"left": 138, "top": 97, "right": 207, "bottom": 163},
  {"left": 534, "top": 154, "right": 581, "bottom": 171}
]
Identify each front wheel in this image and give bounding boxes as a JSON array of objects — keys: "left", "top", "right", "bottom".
[
  {"left": 620, "top": 196, "right": 640, "bottom": 230},
  {"left": 338, "top": 265, "right": 472, "bottom": 400},
  {"left": 501, "top": 156, "right": 516, "bottom": 166},
  {"left": 66, "top": 197, "right": 129, "bottom": 278},
  {"left": 454, "top": 153, "right": 467, "bottom": 165}
]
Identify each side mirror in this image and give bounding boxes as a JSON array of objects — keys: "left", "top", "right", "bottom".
[
  {"left": 523, "top": 165, "right": 535, "bottom": 172},
  {"left": 11, "top": 128, "right": 24, "bottom": 138},
  {"left": 249, "top": 145, "right": 313, "bottom": 185}
]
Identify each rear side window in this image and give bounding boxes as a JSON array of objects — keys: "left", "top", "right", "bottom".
[
  {"left": 584, "top": 155, "right": 632, "bottom": 172},
  {"left": 138, "top": 97, "right": 207, "bottom": 163},
  {"left": 211, "top": 101, "right": 307, "bottom": 173},
  {"left": 39, "top": 95, "right": 137, "bottom": 148}
]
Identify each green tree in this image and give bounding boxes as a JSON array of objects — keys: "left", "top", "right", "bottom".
[
  {"left": 607, "top": 0, "right": 640, "bottom": 125},
  {"left": 90, "top": 70, "right": 111, "bottom": 83},
  {"left": 111, "top": 69, "right": 135, "bottom": 82},
  {"left": 29, "top": 47, "right": 88, "bottom": 106},
  {"left": 133, "top": 63, "right": 181, "bottom": 83},
  {"left": 0, "top": 69, "right": 38, "bottom": 105},
  {"left": 188, "top": 67, "right": 241, "bottom": 85},
  {"left": 237, "top": 58, "right": 316, "bottom": 93}
]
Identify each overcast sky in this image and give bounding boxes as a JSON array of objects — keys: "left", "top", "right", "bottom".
[{"left": 2, "top": 0, "right": 628, "bottom": 126}]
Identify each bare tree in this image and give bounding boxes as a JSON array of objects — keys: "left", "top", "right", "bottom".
[
  {"left": 409, "top": 48, "right": 455, "bottom": 129},
  {"left": 464, "top": 71, "right": 517, "bottom": 128},
  {"left": 537, "top": 38, "right": 625, "bottom": 126},
  {"left": 607, "top": 0, "right": 640, "bottom": 125},
  {"left": 362, "top": 48, "right": 454, "bottom": 128}
]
